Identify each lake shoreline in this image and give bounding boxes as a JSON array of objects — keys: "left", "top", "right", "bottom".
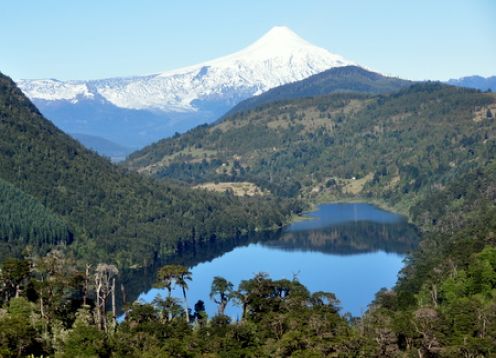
[
  {"left": 292, "top": 197, "right": 412, "bottom": 225},
  {"left": 133, "top": 203, "right": 418, "bottom": 318}
]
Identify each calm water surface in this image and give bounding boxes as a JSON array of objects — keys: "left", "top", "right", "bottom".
[{"left": 130, "top": 203, "right": 418, "bottom": 317}]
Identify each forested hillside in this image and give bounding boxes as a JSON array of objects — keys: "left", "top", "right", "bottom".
[
  {"left": 224, "top": 65, "right": 411, "bottom": 117},
  {"left": 126, "top": 83, "right": 496, "bottom": 208},
  {"left": 0, "top": 178, "right": 72, "bottom": 259},
  {"left": 0, "top": 72, "right": 296, "bottom": 267},
  {"left": 362, "top": 155, "right": 496, "bottom": 356}
]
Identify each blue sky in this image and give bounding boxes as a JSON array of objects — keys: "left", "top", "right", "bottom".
[{"left": 1, "top": 0, "right": 494, "bottom": 81}]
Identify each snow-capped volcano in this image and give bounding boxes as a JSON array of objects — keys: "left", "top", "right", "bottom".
[{"left": 17, "top": 26, "right": 355, "bottom": 150}]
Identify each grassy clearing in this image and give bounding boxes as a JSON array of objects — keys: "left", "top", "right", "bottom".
[
  {"left": 193, "top": 181, "right": 268, "bottom": 196},
  {"left": 473, "top": 102, "right": 496, "bottom": 122},
  {"left": 341, "top": 173, "right": 374, "bottom": 194},
  {"left": 139, "top": 147, "right": 218, "bottom": 174}
]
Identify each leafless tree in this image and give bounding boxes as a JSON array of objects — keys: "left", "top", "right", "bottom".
[{"left": 94, "top": 263, "right": 119, "bottom": 331}]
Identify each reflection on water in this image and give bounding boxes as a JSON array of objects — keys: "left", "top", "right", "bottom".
[
  {"left": 118, "top": 203, "right": 419, "bottom": 317},
  {"left": 267, "top": 221, "right": 418, "bottom": 255},
  {"left": 289, "top": 202, "right": 405, "bottom": 231}
]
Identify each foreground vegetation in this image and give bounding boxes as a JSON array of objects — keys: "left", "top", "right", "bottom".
[
  {"left": 0, "top": 256, "right": 360, "bottom": 357},
  {"left": 2, "top": 206, "right": 495, "bottom": 357}
]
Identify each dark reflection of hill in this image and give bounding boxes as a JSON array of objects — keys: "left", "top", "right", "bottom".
[
  {"left": 115, "top": 231, "right": 280, "bottom": 311},
  {"left": 267, "top": 221, "right": 419, "bottom": 255},
  {"left": 116, "top": 220, "right": 418, "bottom": 312}
]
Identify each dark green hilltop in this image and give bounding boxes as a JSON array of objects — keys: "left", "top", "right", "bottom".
[{"left": 224, "top": 65, "right": 412, "bottom": 117}]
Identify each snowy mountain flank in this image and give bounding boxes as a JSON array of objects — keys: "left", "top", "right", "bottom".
[{"left": 17, "top": 26, "right": 354, "bottom": 151}]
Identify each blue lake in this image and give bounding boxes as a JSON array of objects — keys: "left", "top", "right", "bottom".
[{"left": 128, "top": 203, "right": 418, "bottom": 318}]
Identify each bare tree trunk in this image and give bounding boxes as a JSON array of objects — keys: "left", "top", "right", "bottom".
[
  {"left": 94, "top": 264, "right": 118, "bottom": 331},
  {"left": 40, "top": 276, "right": 45, "bottom": 320},
  {"left": 83, "top": 264, "right": 91, "bottom": 306},
  {"left": 182, "top": 288, "right": 189, "bottom": 323},
  {"left": 430, "top": 284, "right": 438, "bottom": 307},
  {"left": 40, "top": 294, "right": 44, "bottom": 319},
  {"left": 120, "top": 283, "right": 126, "bottom": 306},
  {"left": 219, "top": 301, "right": 227, "bottom": 316},
  {"left": 111, "top": 278, "right": 116, "bottom": 327},
  {"left": 242, "top": 302, "right": 248, "bottom": 320},
  {"left": 102, "top": 305, "right": 107, "bottom": 333},
  {"left": 40, "top": 277, "right": 47, "bottom": 337},
  {"left": 95, "top": 282, "right": 102, "bottom": 330}
]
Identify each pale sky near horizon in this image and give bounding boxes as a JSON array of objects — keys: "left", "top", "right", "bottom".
[{"left": 0, "top": 0, "right": 494, "bottom": 81}]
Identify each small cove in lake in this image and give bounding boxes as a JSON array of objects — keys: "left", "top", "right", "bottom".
[{"left": 121, "top": 203, "right": 419, "bottom": 318}]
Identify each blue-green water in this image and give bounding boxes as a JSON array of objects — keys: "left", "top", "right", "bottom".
[{"left": 134, "top": 203, "right": 418, "bottom": 317}]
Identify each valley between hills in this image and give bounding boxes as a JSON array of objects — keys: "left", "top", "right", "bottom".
[{"left": 1, "top": 24, "right": 496, "bottom": 357}]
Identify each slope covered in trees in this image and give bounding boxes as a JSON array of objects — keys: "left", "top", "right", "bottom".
[
  {"left": 0, "top": 178, "right": 72, "bottom": 260},
  {"left": 126, "top": 82, "right": 496, "bottom": 208},
  {"left": 223, "top": 65, "right": 412, "bottom": 117},
  {"left": 0, "top": 72, "right": 296, "bottom": 267},
  {"left": 361, "top": 156, "right": 496, "bottom": 356}
]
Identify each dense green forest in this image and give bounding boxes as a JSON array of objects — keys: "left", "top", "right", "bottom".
[
  {"left": 224, "top": 65, "right": 411, "bottom": 117},
  {"left": 0, "top": 72, "right": 298, "bottom": 267},
  {"left": 359, "top": 156, "right": 496, "bottom": 356},
  {"left": 0, "top": 178, "right": 72, "bottom": 259},
  {"left": 0, "top": 256, "right": 361, "bottom": 357}
]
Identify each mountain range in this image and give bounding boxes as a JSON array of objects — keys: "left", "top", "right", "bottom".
[
  {"left": 16, "top": 25, "right": 492, "bottom": 159},
  {"left": 17, "top": 26, "right": 353, "bottom": 150},
  {"left": 446, "top": 75, "right": 496, "bottom": 92}
]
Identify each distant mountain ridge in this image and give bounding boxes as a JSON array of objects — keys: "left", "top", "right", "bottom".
[
  {"left": 70, "top": 133, "right": 133, "bottom": 162},
  {"left": 224, "top": 66, "right": 412, "bottom": 117},
  {"left": 17, "top": 26, "right": 355, "bottom": 149},
  {"left": 447, "top": 75, "right": 496, "bottom": 92}
]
